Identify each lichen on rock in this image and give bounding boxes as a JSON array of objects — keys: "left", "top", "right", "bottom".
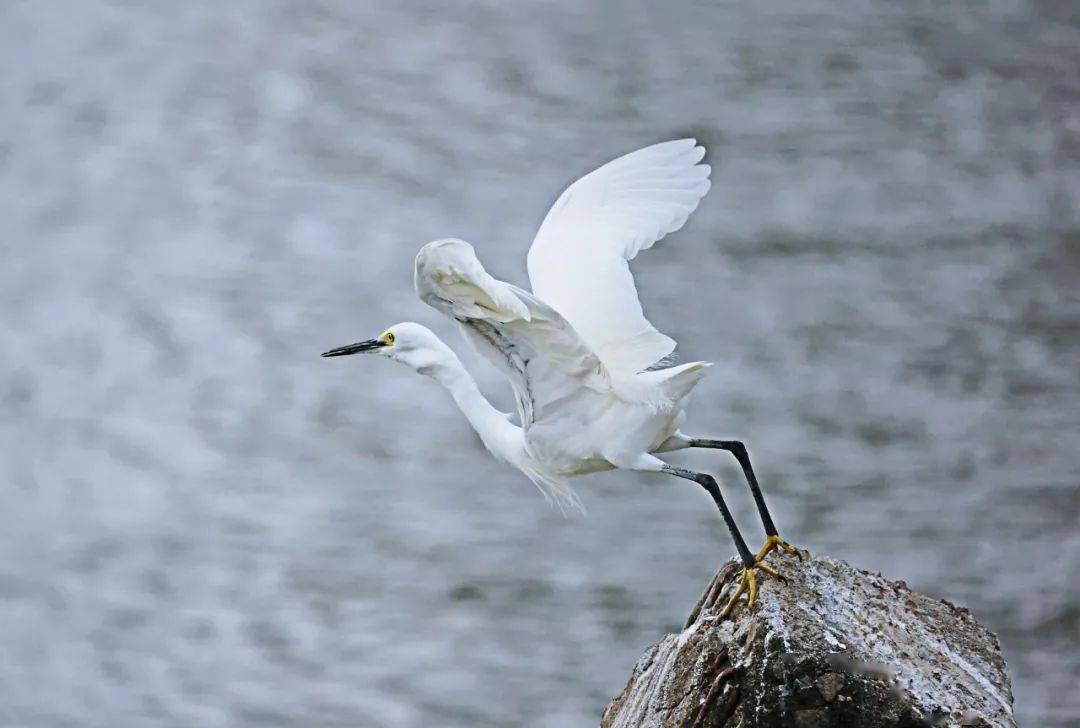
[{"left": 601, "top": 552, "right": 1014, "bottom": 728}]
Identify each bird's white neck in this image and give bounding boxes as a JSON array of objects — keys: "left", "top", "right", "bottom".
[{"left": 425, "top": 354, "right": 523, "bottom": 463}]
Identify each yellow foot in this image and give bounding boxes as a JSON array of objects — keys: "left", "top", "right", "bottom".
[
  {"left": 718, "top": 563, "right": 783, "bottom": 619},
  {"left": 755, "top": 534, "right": 801, "bottom": 564}
]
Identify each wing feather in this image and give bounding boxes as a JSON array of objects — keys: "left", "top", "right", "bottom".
[
  {"left": 415, "top": 239, "right": 608, "bottom": 428},
  {"left": 527, "top": 139, "right": 711, "bottom": 373}
]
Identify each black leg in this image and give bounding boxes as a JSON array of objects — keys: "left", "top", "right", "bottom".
[
  {"left": 688, "top": 439, "right": 778, "bottom": 537},
  {"left": 661, "top": 464, "right": 783, "bottom": 618},
  {"left": 662, "top": 465, "right": 756, "bottom": 568}
]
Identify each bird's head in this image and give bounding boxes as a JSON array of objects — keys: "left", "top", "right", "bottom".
[{"left": 321, "top": 321, "right": 457, "bottom": 376}]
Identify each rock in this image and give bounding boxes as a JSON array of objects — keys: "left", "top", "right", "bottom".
[
  {"left": 792, "top": 708, "right": 830, "bottom": 728},
  {"left": 815, "top": 672, "right": 844, "bottom": 702},
  {"left": 601, "top": 552, "right": 1015, "bottom": 728}
]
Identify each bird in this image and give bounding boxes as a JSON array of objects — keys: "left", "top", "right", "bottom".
[{"left": 322, "top": 139, "right": 799, "bottom": 617}]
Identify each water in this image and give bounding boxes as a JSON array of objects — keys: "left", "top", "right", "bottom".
[{"left": 2, "top": 1, "right": 1077, "bottom": 725}]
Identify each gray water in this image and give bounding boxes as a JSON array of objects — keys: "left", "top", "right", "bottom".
[{"left": 2, "top": 1, "right": 1078, "bottom": 726}]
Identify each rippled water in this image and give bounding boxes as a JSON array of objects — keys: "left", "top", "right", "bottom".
[{"left": 2, "top": 2, "right": 1078, "bottom": 726}]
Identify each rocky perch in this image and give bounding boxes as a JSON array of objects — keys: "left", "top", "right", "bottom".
[{"left": 602, "top": 552, "right": 1014, "bottom": 728}]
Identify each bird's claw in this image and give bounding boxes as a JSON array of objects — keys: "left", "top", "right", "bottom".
[
  {"left": 718, "top": 563, "right": 783, "bottom": 619},
  {"left": 755, "top": 534, "right": 801, "bottom": 564}
]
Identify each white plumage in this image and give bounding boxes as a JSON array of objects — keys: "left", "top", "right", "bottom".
[
  {"left": 529, "top": 138, "right": 709, "bottom": 373},
  {"left": 415, "top": 238, "right": 610, "bottom": 430},
  {"left": 324, "top": 140, "right": 798, "bottom": 614}
]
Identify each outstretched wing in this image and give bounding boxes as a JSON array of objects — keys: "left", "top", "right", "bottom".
[
  {"left": 527, "top": 139, "right": 711, "bottom": 374},
  {"left": 415, "top": 238, "right": 608, "bottom": 428}
]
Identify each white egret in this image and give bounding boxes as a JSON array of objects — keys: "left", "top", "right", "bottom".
[{"left": 322, "top": 139, "right": 798, "bottom": 617}]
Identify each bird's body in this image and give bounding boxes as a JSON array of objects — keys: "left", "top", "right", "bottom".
[
  {"left": 323, "top": 139, "right": 800, "bottom": 616},
  {"left": 414, "top": 234, "right": 711, "bottom": 508}
]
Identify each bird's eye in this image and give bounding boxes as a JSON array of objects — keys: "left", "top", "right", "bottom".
[{"left": 385, "top": 332, "right": 395, "bottom": 344}]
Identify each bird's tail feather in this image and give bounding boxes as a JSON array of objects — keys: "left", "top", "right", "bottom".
[{"left": 521, "top": 464, "right": 585, "bottom": 516}]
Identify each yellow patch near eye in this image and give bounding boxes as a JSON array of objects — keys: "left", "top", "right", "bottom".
[{"left": 379, "top": 331, "right": 395, "bottom": 346}]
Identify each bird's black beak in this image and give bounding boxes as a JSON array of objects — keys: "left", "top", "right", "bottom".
[{"left": 320, "top": 339, "right": 386, "bottom": 358}]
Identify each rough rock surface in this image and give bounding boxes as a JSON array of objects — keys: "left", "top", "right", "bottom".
[{"left": 602, "top": 552, "right": 1014, "bottom": 728}]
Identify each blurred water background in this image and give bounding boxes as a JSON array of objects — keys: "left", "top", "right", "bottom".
[{"left": 2, "top": 1, "right": 1078, "bottom": 726}]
